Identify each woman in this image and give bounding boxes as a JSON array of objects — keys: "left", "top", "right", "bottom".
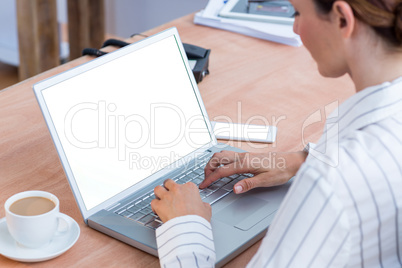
[{"left": 151, "top": 0, "right": 402, "bottom": 266}]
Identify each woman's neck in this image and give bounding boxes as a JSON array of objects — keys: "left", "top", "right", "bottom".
[
  {"left": 346, "top": 31, "right": 402, "bottom": 92},
  {"left": 351, "top": 52, "right": 402, "bottom": 92},
  {"left": 342, "top": 22, "right": 402, "bottom": 92}
]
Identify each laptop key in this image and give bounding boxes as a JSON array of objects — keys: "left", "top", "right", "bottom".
[
  {"left": 192, "top": 178, "right": 203, "bottom": 185},
  {"left": 141, "top": 207, "right": 153, "bottom": 215},
  {"left": 129, "top": 212, "right": 146, "bottom": 221},
  {"left": 207, "top": 183, "right": 220, "bottom": 191},
  {"left": 146, "top": 220, "right": 162, "bottom": 229},
  {"left": 193, "top": 168, "right": 204, "bottom": 175},
  {"left": 187, "top": 173, "right": 198, "bottom": 179},
  {"left": 142, "top": 197, "right": 153, "bottom": 206},
  {"left": 222, "top": 183, "right": 235, "bottom": 192},
  {"left": 228, "top": 174, "right": 239, "bottom": 179},
  {"left": 137, "top": 214, "right": 157, "bottom": 225},
  {"left": 220, "top": 177, "right": 232, "bottom": 184},
  {"left": 213, "top": 180, "right": 227, "bottom": 188},
  {"left": 115, "top": 208, "right": 127, "bottom": 214},
  {"left": 203, "top": 189, "right": 230, "bottom": 205},
  {"left": 199, "top": 190, "right": 210, "bottom": 199},
  {"left": 200, "top": 188, "right": 214, "bottom": 197},
  {"left": 236, "top": 175, "right": 248, "bottom": 181},
  {"left": 127, "top": 204, "right": 142, "bottom": 213},
  {"left": 120, "top": 210, "right": 133, "bottom": 218},
  {"left": 177, "top": 178, "right": 187, "bottom": 184}
]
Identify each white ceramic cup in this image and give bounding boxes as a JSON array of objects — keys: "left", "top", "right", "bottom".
[{"left": 5, "top": 190, "right": 71, "bottom": 248}]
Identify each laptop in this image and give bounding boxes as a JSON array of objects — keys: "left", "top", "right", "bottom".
[{"left": 33, "top": 27, "right": 291, "bottom": 267}]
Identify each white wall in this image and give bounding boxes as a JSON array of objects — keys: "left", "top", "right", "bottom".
[
  {"left": 0, "top": 0, "right": 208, "bottom": 65},
  {"left": 0, "top": 0, "right": 19, "bottom": 65},
  {"left": 0, "top": 0, "right": 67, "bottom": 66},
  {"left": 105, "top": 0, "right": 208, "bottom": 38}
]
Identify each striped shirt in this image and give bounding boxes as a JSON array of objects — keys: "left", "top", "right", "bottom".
[{"left": 156, "top": 77, "right": 402, "bottom": 267}]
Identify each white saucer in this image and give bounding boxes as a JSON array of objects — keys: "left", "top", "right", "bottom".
[{"left": 0, "top": 214, "right": 80, "bottom": 262}]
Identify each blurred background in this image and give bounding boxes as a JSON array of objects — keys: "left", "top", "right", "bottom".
[{"left": 0, "top": 0, "right": 207, "bottom": 90}]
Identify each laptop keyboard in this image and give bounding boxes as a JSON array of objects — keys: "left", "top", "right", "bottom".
[{"left": 114, "top": 156, "right": 252, "bottom": 230}]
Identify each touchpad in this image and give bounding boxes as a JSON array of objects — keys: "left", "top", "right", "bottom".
[{"left": 214, "top": 195, "right": 276, "bottom": 231}]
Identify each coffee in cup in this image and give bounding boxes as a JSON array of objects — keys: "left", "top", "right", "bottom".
[
  {"left": 9, "top": 196, "right": 56, "bottom": 216},
  {"left": 5, "top": 191, "right": 71, "bottom": 248}
]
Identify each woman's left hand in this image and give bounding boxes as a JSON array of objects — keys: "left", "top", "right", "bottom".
[{"left": 151, "top": 179, "right": 212, "bottom": 223}]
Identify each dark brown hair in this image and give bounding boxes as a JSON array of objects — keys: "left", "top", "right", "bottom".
[{"left": 313, "top": 0, "right": 402, "bottom": 46}]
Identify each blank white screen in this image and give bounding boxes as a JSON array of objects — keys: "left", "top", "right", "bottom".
[{"left": 42, "top": 35, "right": 212, "bottom": 210}]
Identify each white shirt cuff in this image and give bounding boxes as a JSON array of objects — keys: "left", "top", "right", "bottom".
[
  {"left": 156, "top": 215, "right": 216, "bottom": 264},
  {"left": 303, "top": 142, "right": 317, "bottom": 153}
]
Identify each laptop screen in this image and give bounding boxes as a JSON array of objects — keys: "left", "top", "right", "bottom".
[{"left": 40, "top": 35, "right": 213, "bottom": 211}]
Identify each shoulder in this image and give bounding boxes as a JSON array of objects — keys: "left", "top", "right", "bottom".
[
  {"left": 300, "top": 112, "right": 402, "bottom": 214},
  {"left": 306, "top": 111, "right": 402, "bottom": 181}
]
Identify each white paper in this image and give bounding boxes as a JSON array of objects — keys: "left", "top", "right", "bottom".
[{"left": 194, "top": 0, "right": 302, "bottom": 47}]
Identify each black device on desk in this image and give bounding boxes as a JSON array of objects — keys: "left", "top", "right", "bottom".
[
  {"left": 83, "top": 39, "right": 210, "bottom": 83},
  {"left": 182, "top": 43, "right": 211, "bottom": 83}
]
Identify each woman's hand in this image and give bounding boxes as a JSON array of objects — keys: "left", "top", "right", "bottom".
[
  {"left": 151, "top": 179, "right": 212, "bottom": 223},
  {"left": 200, "top": 150, "right": 307, "bottom": 194}
]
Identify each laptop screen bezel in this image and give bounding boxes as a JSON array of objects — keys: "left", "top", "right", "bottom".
[{"left": 33, "top": 27, "right": 218, "bottom": 221}]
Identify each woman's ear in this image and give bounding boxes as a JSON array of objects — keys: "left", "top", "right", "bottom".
[{"left": 332, "top": 1, "right": 355, "bottom": 38}]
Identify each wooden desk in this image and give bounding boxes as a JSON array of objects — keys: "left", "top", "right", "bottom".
[{"left": 0, "top": 14, "right": 355, "bottom": 267}]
